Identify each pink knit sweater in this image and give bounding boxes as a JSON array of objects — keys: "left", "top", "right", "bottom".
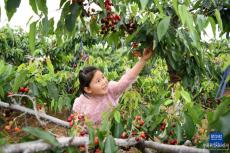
[{"left": 72, "top": 70, "right": 137, "bottom": 125}]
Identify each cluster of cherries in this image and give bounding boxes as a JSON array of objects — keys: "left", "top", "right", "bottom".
[
  {"left": 122, "top": 19, "right": 137, "bottom": 34},
  {"left": 120, "top": 115, "right": 147, "bottom": 142},
  {"left": 7, "top": 87, "right": 29, "bottom": 97},
  {"left": 159, "top": 122, "right": 178, "bottom": 145},
  {"left": 67, "top": 113, "right": 101, "bottom": 152},
  {"left": 67, "top": 113, "right": 85, "bottom": 127},
  {"left": 19, "top": 87, "right": 29, "bottom": 93},
  {"left": 5, "top": 122, "right": 21, "bottom": 133},
  {"left": 131, "top": 42, "right": 142, "bottom": 57},
  {"left": 100, "top": 0, "right": 121, "bottom": 34}
]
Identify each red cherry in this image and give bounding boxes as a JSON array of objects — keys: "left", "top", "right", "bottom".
[
  {"left": 94, "top": 136, "right": 99, "bottom": 145},
  {"left": 14, "top": 127, "right": 21, "bottom": 132},
  {"left": 80, "top": 131, "right": 85, "bottom": 136},
  {"left": 135, "top": 115, "right": 141, "bottom": 121},
  {"left": 132, "top": 51, "right": 142, "bottom": 57},
  {"left": 140, "top": 132, "right": 146, "bottom": 139},
  {"left": 19, "top": 87, "right": 25, "bottom": 92},
  {"left": 170, "top": 139, "right": 177, "bottom": 145},
  {"left": 67, "top": 116, "right": 73, "bottom": 122},
  {"left": 132, "top": 131, "right": 137, "bottom": 136},
  {"left": 139, "top": 120, "right": 145, "bottom": 126},
  {"left": 23, "top": 87, "right": 29, "bottom": 92},
  {"left": 7, "top": 92, "right": 13, "bottom": 97},
  {"left": 120, "top": 132, "right": 128, "bottom": 139},
  {"left": 135, "top": 137, "right": 140, "bottom": 141},
  {"left": 69, "top": 120, "right": 73, "bottom": 127},
  {"left": 169, "top": 130, "right": 174, "bottom": 135},
  {"left": 115, "top": 15, "right": 121, "bottom": 20}
]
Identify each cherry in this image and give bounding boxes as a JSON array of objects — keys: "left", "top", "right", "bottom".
[
  {"left": 140, "top": 132, "right": 146, "bottom": 139},
  {"left": 135, "top": 115, "right": 141, "bottom": 121},
  {"left": 169, "top": 130, "right": 174, "bottom": 135},
  {"left": 95, "top": 148, "right": 101, "bottom": 153},
  {"left": 69, "top": 120, "right": 74, "bottom": 127},
  {"left": 5, "top": 125, "right": 11, "bottom": 131},
  {"left": 132, "top": 51, "right": 142, "bottom": 57},
  {"left": 80, "top": 131, "right": 85, "bottom": 136},
  {"left": 14, "top": 127, "right": 21, "bottom": 132},
  {"left": 120, "top": 132, "right": 128, "bottom": 139},
  {"left": 67, "top": 116, "right": 73, "bottom": 122},
  {"left": 170, "top": 139, "right": 177, "bottom": 145},
  {"left": 94, "top": 136, "right": 99, "bottom": 145},
  {"left": 19, "top": 87, "right": 29, "bottom": 93},
  {"left": 139, "top": 119, "right": 145, "bottom": 126},
  {"left": 131, "top": 131, "right": 137, "bottom": 136},
  {"left": 135, "top": 137, "right": 140, "bottom": 141},
  {"left": 7, "top": 92, "right": 13, "bottom": 97}
]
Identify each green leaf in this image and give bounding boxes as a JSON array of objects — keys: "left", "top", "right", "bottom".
[
  {"left": 46, "top": 57, "right": 54, "bottom": 74},
  {"left": 214, "top": 9, "right": 223, "bottom": 32},
  {"left": 104, "top": 135, "right": 117, "bottom": 153},
  {"left": 140, "top": 0, "right": 149, "bottom": 10},
  {"left": 105, "top": 32, "right": 120, "bottom": 47},
  {"left": 12, "top": 71, "right": 27, "bottom": 92},
  {"left": 187, "top": 104, "right": 204, "bottom": 124},
  {"left": 208, "top": 17, "right": 216, "bottom": 38},
  {"left": 29, "top": 0, "right": 38, "bottom": 14},
  {"left": 163, "top": 99, "right": 173, "bottom": 106},
  {"left": 41, "top": 15, "right": 49, "bottom": 36},
  {"left": 37, "top": 0, "right": 48, "bottom": 15},
  {"left": 31, "top": 83, "right": 39, "bottom": 96},
  {"left": 178, "top": 5, "right": 186, "bottom": 25},
  {"left": 65, "top": 4, "right": 81, "bottom": 32},
  {"left": 172, "top": 0, "right": 178, "bottom": 15},
  {"left": 113, "top": 110, "right": 121, "bottom": 123},
  {"left": 0, "top": 86, "right": 4, "bottom": 98},
  {"left": 183, "top": 112, "right": 195, "bottom": 139},
  {"left": 97, "top": 130, "right": 106, "bottom": 150},
  {"left": 47, "top": 82, "right": 59, "bottom": 100},
  {"left": 23, "top": 127, "right": 59, "bottom": 146},
  {"left": 180, "top": 90, "right": 191, "bottom": 103},
  {"left": 59, "top": 0, "right": 66, "bottom": 9},
  {"left": 178, "top": 5, "right": 194, "bottom": 31},
  {"left": 176, "top": 123, "right": 183, "bottom": 143},
  {"left": 4, "top": 0, "right": 21, "bottom": 20},
  {"left": 111, "top": 120, "right": 124, "bottom": 138},
  {"left": 29, "top": 21, "right": 36, "bottom": 53},
  {"left": 212, "top": 98, "right": 229, "bottom": 123},
  {"left": 48, "top": 18, "right": 54, "bottom": 34},
  {"left": 89, "top": 127, "right": 95, "bottom": 145},
  {"left": 220, "top": 111, "right": 230, "bottom": 138},
  {"left": 157, "top": 16, "right": 171, "bottom": 41},
  {"left": 90, "top": 18, "right": 100, "bottom": 35},
  {"left": 196, "top": 15, "right": 208, "bottom": 31}
]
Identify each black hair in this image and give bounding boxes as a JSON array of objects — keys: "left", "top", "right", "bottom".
[{"left": 78, "top": 66, "right": 100, "bottom": 96}]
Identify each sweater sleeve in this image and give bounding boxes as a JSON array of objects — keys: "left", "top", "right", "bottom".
[
  {"left": 72, "top": 98, "right": 81, "bottom": 112},
  {"left": 109, "top": 69, "right": 137, "bottom": 100}
]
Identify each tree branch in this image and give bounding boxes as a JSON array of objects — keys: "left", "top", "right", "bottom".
[
  {"left": 1, "top": 137, "right": 210, "bottom": 153},
  {"left": 144, "top": 141, "right": 209, "bottom": 153},
  {"left": 0, "top": 101, "right": 69, "bottom": 128}
]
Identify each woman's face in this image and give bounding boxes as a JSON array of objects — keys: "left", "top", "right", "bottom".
[{"left": 85, "top": 70, "right": 108, "bottom": 95}]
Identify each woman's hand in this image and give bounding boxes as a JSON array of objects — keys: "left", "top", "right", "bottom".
[{"left": 141, "top": 46, "right": 154, "bottom": 61}]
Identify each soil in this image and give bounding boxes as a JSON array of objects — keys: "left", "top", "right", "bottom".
[{"left": 0, "top": 107, "right": 69, "bottom": 144}]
